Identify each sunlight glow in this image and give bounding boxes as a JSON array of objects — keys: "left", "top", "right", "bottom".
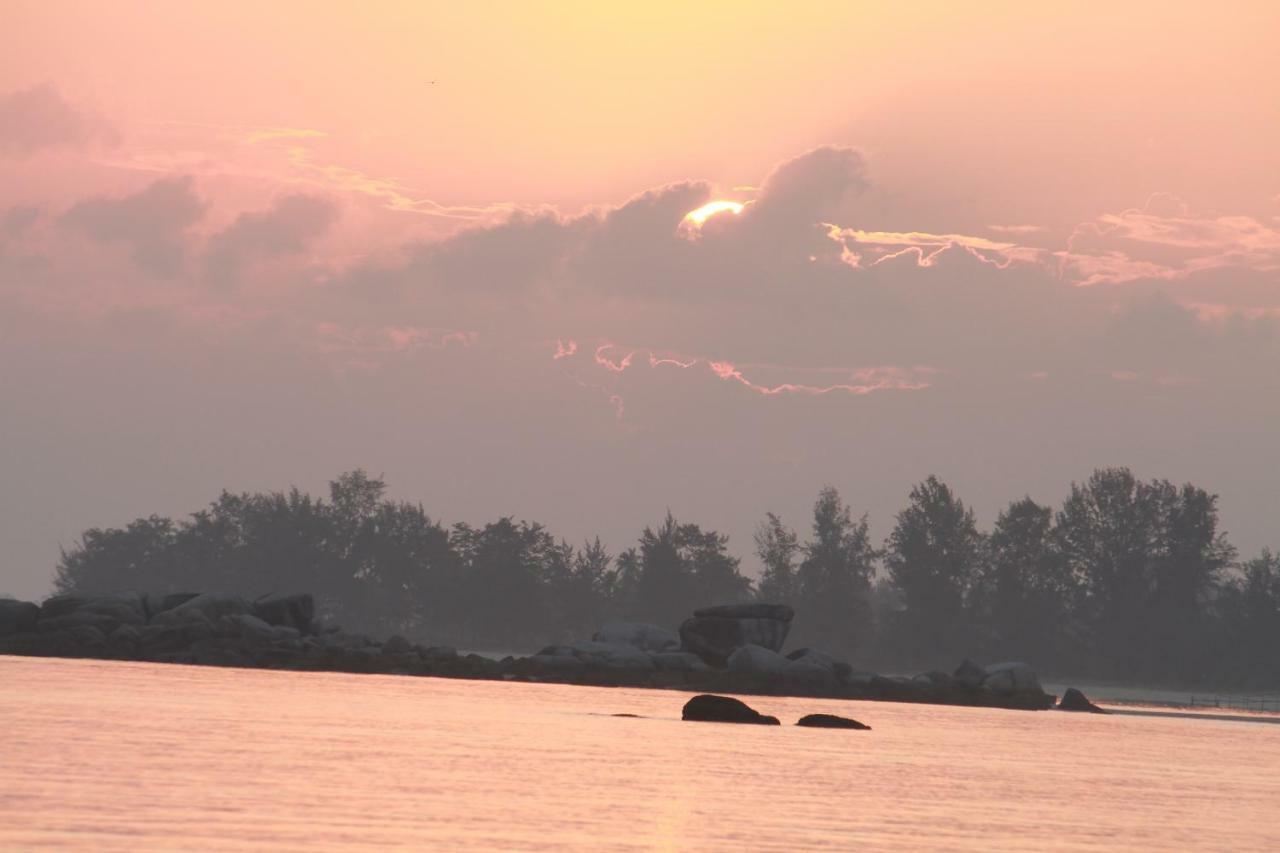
[{"left": 683, "top": 200, "right": 744, "bottom": 226}]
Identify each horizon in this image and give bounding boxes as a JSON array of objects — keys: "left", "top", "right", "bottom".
[{"left": 3, "top": 2, "right": 1279, "bottom": 604}]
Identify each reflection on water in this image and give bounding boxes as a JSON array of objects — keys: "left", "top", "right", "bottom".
[{"left": 3, "top": 656, "right": 1279, "bottom": 851}]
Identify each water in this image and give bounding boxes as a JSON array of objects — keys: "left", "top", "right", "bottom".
[{"left": 3, "top": 656, "right": 1278, "bottom": 851}]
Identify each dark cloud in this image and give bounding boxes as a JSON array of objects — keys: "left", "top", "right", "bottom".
[
  {"left": 60, "top": 176, "right": 205, "bottom": 276},
  {"left": 205, "top": 193, "right": 338, "bottom": 284},
  {"left": 0, "top": 84, "right": 114, "bottom": 157}
]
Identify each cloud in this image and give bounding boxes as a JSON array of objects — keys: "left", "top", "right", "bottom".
[
  {"left": 2, "top": 206, "right": 40, "bottom": 238},
  {"left": 0, "top": 84, "right": 114, "bottom": 157},
  {"left": 205, "top": 193, "right": 339, "bottom": 284},
  {"left": 60, "top": 176, "right": 206, "bottom": 276}
]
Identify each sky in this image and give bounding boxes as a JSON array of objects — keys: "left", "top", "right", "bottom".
[{"left": 2, "top": 2, "right": 1279, "bottom": 599}]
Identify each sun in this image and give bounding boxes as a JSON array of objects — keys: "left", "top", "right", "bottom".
[{"left": 683, "top": 200, "right": 745, "bottom": 227}]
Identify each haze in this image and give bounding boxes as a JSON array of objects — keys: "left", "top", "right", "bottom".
[{"left": 2, "top": 1, "right": 1279, "bottom": 600}]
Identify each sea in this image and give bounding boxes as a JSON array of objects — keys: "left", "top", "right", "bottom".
[{"left": 3, "top": 655, "right": 1278, "bottom": 851}]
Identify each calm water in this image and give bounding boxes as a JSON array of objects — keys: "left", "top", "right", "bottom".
[{"left": 3, "top": 656, "right": 1279, "bottom": 851}]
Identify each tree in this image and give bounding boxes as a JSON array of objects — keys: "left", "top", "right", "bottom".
[
  {"left": 885, "top": 476, "right": 983, "bottom": 665},
  {"left": 755, "top": 512, "right": 799, "bottom": 604},
  {"left": 793, "top": 487, "right": 879, "bottom": 657},
  {"left": 974, "top": 497, "right": 1070, "bottom": 665},
  {"left": 1054, "top": 468, "right": 1233, "bottom": 680}
]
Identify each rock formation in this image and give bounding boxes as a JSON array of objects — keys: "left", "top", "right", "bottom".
[
  {"left": 796, "top": 713, "right": 870, "bottom": 729},
  {"left": 678, "top": 603, "right": 794, "bottom": 667},
  {"left": 1058, "top": 687, "right": 1108, "bottom": 713},
  {"left": 681, "top": 694, "right": 780, "bottom": 725}
]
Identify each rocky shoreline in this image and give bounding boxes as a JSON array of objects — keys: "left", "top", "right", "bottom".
[{"left": 0, "top": 592, "right": 1069, "bottom": 711}]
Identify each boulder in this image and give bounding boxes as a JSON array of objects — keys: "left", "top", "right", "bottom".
[
  {"left": 252, "top": 593, "right": 315, "bottom": 633},
  {"left": 66, "top": 624, "right": 107, "bottom": 649},
  {"left": 382, "top": 634, "right": 412, "bottom": 655},
  {"left": 158, "top": 592, "right": 201, "bottom": 612},
  {"left": 682, "top": 694, "right": 780, "bottom": 725},
  {"left": 652, "top": 651, "right": 712, "bottom": 672},
  {"left": 727, "top": 643, "right": 791, "bottom": 676},
  {"left": 953, "top": 658, "right": 986, "bottom": 688},
  {"left": 982, "top": 661, "right": 1042, "bottom": 695},
  {"left": 39, "top": 595, "right": 88, "bottom": 620},
  {"left": 0, "top": 599, "right": 40, "bottom": 636},
  {"left": 569, "top": 640, "right": 655, "bottom": 670},
  {"left": 1058, "top": 687, "right": 1108, "bottom": 714},
  {"left": 153, "top": 593, "right": 248, "bottom": 626},
  {"left": 679, "top": 602, "right": 794, "bottom": 666},
  {"left": 919, "top": 670, "right": 954, "bottom": 689},
  {"left": 786, "top": 648, "right": 853, "bottom": 680},
  {"left": 529, "top": 653, "right": 586, "bottom": 672},
  {"left": 592, "top": 621, "right": 679, "bottom": 652},
  {"left": 79, "top": 592, "right": 148, "bottom": 625},
  {"left": 796, "top": 713, "right": 871, "bottom": 730}
]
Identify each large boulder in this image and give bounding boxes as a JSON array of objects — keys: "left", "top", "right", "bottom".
[
  {"left": 592, "top": 621, "right": 679, "bottom": 652},
  {"left": 252, "top": 593, "right": 315, "bottom": 634},
  {"left": 679, "top": 603, "right": 794, "bottom": 666},
  {"left": 0, "top": 599, "right": 39, "bottom": 636},
  {"left": 796, "top": 713, "right": 870, "bottom": 730},
  {"left": 682, "top": 694, "right": 780, "bottom": 725},
  {"left": 982, "top": 661, "right": 1043, "bottom": 695},
  {"left": 1058, "top": 687, "right": 1108, "bottom": 714}
]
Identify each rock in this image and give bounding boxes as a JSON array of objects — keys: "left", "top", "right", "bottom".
[
  {"left": 796, "top": 713, "right": 870, "bottom": 730},
  {"left": 569, "top": 640, "right": 655, "bottom": 670},
  {"left": 39, "top": 595, "right": 88, "bottom": 620},
  {"left": 679, "top": 602, "right": 794, "bottom": 666},
  {"left": 652, "top": 651, "right": 712, "bottom": 672},
  {"left": 153, "top": 593, "right": 248, "bottom": 626},
  {"left": 529, "top": 653, "right": 586, "bottom": 672},
  {"left": 252, "top": 593, "right": 315, "bottom": 633},
  {"left": 0, "top": 599, "right": 40, "bottom": 636},
  {"left": 592, "top": 621, "right": 680, "bottom": 652},
  {"left": 383, "top": 634, "right": 411, "bottom": 655},
  {"left": 420, "top": 645, "right": 457, "bottom": 660},
  {"left": 786, "top": 648, "right": 853, "bottom": 680},
  {"left": 1058, "top": 687, "right": 1108, "bottom": 714},
  {"left": 37, "top": 610, "right": 123, "bottom": 634},
  {"left": 982, "top": 661, "right": 1042, "bottom": 695},
  {"left": 158, "top": 592, "right": 201, "bottom": 612},
  {"left": 953, "top": 658, "right": 986, "bottom": 688},
  {"left": 727, "top": 643, "right": 791, "bottom": 675},
  {"left": 919, "top": 670, "right": 954, "bottom": 689},
  {"left": 682, "top": 694, "right": 780, "bottom": 725},
  {"left": 107, "top": 624, "right": 141, "bottom": 652},
  {"left": 67, "top": 624, "right": 108, "bottom": 649}
]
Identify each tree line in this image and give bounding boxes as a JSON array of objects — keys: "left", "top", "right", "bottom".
[{"left": 52, "top": 468, "right": 1280, "bottom": 687}]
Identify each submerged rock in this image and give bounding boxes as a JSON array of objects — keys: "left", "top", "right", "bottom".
[
  {"left": 681, "top": 694, "right": 780, "bottom": 725},
  {"left": 1058, "top": 687, "right": 1108, "bottom": 714},
  {"left": 796, "top": 713, "right": 870, "bottom": 730},
  {"left": 679, "top": 603, "right": 794, "bottom": 667}
]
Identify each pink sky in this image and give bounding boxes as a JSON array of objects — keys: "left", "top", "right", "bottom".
[{"left": 2, "top": 2, "right": 1279, "bottom": 598}]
